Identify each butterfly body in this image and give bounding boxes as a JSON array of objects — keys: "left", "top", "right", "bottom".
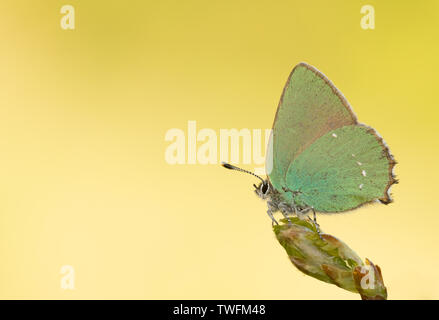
[{"left": 254, "top": 180, "right": 313, "bottom": 225}]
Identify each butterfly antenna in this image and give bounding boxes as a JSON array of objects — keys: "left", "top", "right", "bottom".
[{"left": 221, "top": 162, "right": 265, "bottom": 184}]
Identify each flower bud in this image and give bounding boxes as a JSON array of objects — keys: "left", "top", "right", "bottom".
[{"left": 273, "top": 218, "right": 387, "bottom": 300}]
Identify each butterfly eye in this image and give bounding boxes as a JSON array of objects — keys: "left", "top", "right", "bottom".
[{"left": 261, "top": 183, "right": 269, "bottom": 194}]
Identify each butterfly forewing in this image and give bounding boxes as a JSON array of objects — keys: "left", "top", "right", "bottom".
[{"left": 268, "top": 63, "right": 357, "bottom": 193}]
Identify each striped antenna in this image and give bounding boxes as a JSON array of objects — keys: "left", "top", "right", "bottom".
[{"left": 221, "top": 162, "right": 265, "bottom": 184}]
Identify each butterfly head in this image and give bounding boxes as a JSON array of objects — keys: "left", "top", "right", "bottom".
[
  {"left": 221, "top": 162, "right": 271, "bottom": 199},
  {"left": 253, "top": 180, "right": 271, "bottom": 199}
]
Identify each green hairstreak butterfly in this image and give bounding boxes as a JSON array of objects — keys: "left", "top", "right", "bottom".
[{"left": 223, "top": 63, "right": 397, "bottom": 228}]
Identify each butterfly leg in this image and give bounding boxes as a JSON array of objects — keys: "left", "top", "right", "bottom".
[
  {"left": 267, "top": 209, "right": 278, "bottom": 226},
  {"left": 267, "top": 202, "right": 279, "bottom": 226},
  {"left": 309, "top": 208, "right": 322, "bottom": 236},
  {"left": 297, "top": 207, "right": 322, "bottom": 238},
  {"left": 278, "top": 203, "right": 293, "bottom": 225},
  {"left": 295, "top": 206, "right": 310, "bottom": 219}
]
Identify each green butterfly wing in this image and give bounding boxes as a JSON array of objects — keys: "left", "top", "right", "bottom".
[
  {"left": 267, "top": 63, "right": 357, "bottom": 193},
  {"left": 267, "top": 62, "right": 396, "bottom": 211},
  {"left": 285, "top": 125, "right": 396, "bottom": 212}
]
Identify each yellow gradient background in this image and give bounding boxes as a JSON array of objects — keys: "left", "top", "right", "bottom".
[{"left": 0, "top": 1, "right": 438, "bottom": 299}]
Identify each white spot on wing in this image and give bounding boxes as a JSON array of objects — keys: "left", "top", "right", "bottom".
[{"left": 362, "top": 170, "right": 367, "bottom": 177}]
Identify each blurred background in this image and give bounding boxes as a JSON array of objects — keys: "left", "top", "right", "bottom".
[{"left": 0, "top": 0, "right": 438, "bottom": 299}]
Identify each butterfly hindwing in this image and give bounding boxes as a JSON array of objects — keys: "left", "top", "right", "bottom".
[
  {"left": 285, "top": 125, "right": 396, "bottom": 212},
  {"left": 268, "top": 63, "right": 357, "bottom": 192}
]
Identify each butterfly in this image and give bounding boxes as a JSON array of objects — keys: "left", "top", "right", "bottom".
[{"left": 222, "top": 62, "right": 397, "bottom": 230}]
